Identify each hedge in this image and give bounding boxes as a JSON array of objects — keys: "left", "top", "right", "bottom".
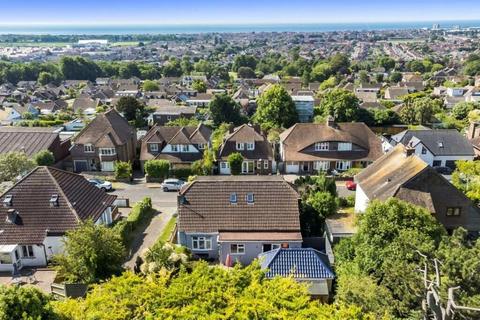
[
  {"left": 144, "top": 160, "right": 170, "bottom": 179},
  {"left": 170, "top": 168, "right": 192, "bottom": 180},
  {"left": 113, "top": 197, "right": 153, "bottom": 244}
]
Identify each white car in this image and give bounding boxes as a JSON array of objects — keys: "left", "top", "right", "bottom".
[
  {"left": 161, "top": 179, "right": 186, "bottom": 192},
  {"left": 88, "top": 178, "right": 113, "bottom": 191}
]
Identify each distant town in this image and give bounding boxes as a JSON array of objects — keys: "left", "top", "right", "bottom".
[{"left": 1, "top": 22, "right": 480, "bottom": 319}]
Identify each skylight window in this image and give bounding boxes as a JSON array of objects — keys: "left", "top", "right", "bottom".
[
  {"left": 438, "top": 142, "right": 444, "bottom": 148},
  {"left": 230, "top": 193, "right": 237, "bottom": 204},
  {"left": 246, "top": 193, "right": 254, "bottom": 204}
]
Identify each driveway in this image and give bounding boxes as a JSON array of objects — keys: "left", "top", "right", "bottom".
[{"left": 111, "top": 175, "right": 179, "bottom": 269}]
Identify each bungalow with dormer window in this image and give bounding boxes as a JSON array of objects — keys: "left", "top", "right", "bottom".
[{"left": 279, "top": 117, "right": 383, "bottom": 174}]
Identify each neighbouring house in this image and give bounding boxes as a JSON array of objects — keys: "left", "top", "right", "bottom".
[
  {"left": 259, "top": 248, "right": 335, "bottom": 301},
  {"left": 279, "top": 117, "right": 383, "bottom": 174},
  {"left": 70, "top": 109, "right": 136, "bottom": 172},
  {"left": 467, "top": 122, "right": 480, "bottom": 158},
  {"left": 31, "top": 100, "right": 68, "bottom": 115},
  {"left": 384, "top": 86, "right": 409, "bottom": 101},
  {"left": 291, "top": 95, "right": 314, "bottom": 123},
  {"left": 388, "top": 129, "right": 475, "bottom": 169},
  {"left": 140, "top": 124, "right": 211, "bottom": 171},
  {"left": 177, "top": 176, "right": 302, "bottom": 265},
  {"left": 218, "top": 124, "right": 273, "bottom": 175},
  {"left": 0, "top": 166, "right": 117, "bottom": 272},
  {"left": 147, "top": 100, "right": 197, "bottom": 126},
  {"left": 72, "top": 97, "right": 100, "bottom": 116},
  {"left": 354, "top": 144, "right": 480, "bottom": 233},
  {"left": 186, "top": 93, "right": 213, "bottom": 107},
  {"left": 355, "top": 82, "right": 382, "bottom": 94},
  {"left": 0, "top": 127, "right": 70, "bottom": 164}
]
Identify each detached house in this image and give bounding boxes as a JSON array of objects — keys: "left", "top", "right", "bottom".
[
  {"left": 354, "top": 145, "right": 480, "bottom": 233},
  {"left": 388, "top": 129, "right": 475, "bottom": 169},
  {"left": 140, "top": 124, "right": 211, "bottom": 171},
  {"left": 71, "top": 109, "right": 136, "bottom": 172},
  {"left": 279, "top": 117, "right": 383, "bottom": 174},
  {"left": 0, "top": 166, "right": 116, "bottom": 272},
  {"left": 177, "top": 176, "right": 302, "bottom": 265},
  {"left": 218, "top": 124, "right": 273, "bottom": 175}
]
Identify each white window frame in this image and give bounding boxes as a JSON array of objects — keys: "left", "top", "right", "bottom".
[
  {"left": 84, "top": 144, "right": 95, "bottom": 153},
  {"left": 314, "top": 142, "right": 329, "bottom": 151},
  {"left": 338, "top": 142, "right": 352, "bottom": 151},
  {"left": 230, "top": 243, "right": 245, "bottom": 255},
  {"left": 221, "top": 162, "right": 229, "bottom": 169},
  {"left": 99, "top": 148, "right": 116, "bottom": 156},
  {"left": 171, "top": 144, "right": 179, "bottom": 152},
  {"left": 246, "top": 142, "right": 254, "bottom": 150},
  {"left": 192, "top": 236, "right": 212, "bottom": 251},
  {"left": 262, "top": 243, "right": 281, "bottom": 252},
  {"left": 150, "top": 143, "right": 158, "bottom": 152},
  {"left": 236, "top": 142, "right": 244, "bottom": 150},
  {"left": 335, "top": 160, "right": 351, "bottom": 171},
  {"left": 198, "top": 143, "right": 206, "bottom": 150},
  {"left": 181, "top": 145, "right": 189, "bottom": 152},
  {"left": 314, "top": 161, "right": 330, "bottom": 171},
  {"left": 246, "top": 193, "right": 254, "bottom": 204},
  {"left": 21, "top": 245, "right": 35, "bottom": 259},
  {"left": 230, "top": 192, "right": 237, "bottom": 204},
  {"left": 264, "top": 161, "right": 269, "bottom": 169}
]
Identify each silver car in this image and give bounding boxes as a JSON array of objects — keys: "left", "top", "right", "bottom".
[
  {"left": 161, "top": 179, "right": 186, "bottom": 192},
  {"left": 88, "top": 178, "right": 113, "bottom": 191}
]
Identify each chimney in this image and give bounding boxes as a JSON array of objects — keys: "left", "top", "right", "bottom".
[
  {"left": 405, "top": 146, "right": 416, "bottom": 157},
  {"left": 326, "top": 115, "right": 336, "bottom": 128}
]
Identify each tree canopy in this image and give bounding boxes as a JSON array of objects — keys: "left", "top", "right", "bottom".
[
  {"left": 254, "top": 84, "right": 298, "bottom": 130},
  {"left": 0, "top": 151, "right": 35, "bottom": 182},
  {"left": 319, "top": 88, "right": 359, "bottom": 122},
  {"left": 208, "top": 93, "right": 245, "bottom": 127}
]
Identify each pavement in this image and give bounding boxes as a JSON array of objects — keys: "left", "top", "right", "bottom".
[
  {"left": 111, "top": 174, "right": 178, "bottom": 269},
  {"left": 0, "top": 269, "right": 57, "bottom": 294}
]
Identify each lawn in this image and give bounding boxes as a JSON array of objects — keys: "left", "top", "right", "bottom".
[{"left": 158, "top": 216, "right": 177, "bottom": 243}]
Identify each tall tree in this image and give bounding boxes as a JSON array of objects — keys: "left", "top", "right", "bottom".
[
  {"left": 254, "top": 84, "right": 298, "bottom": 130},
  {"left": 320, "top": 88, "right": 359, "bottom": 122},
  {"left": 208, "top": 94, "right": 244, "bottom": 126},
  {"left": 0, "top": 151, "right": 35, "bottom": 182}
]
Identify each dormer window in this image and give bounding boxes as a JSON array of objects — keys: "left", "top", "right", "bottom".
[
  {"left": 182, "top": 145, "right": 189, "bottom": 152},
  {"left": 3, "top": 195, "right": 12, "bottom": 207},
  {"left": 6, "top": 209, "right": 18, "bottom": 224},
  {"left": 338, "top": 142, "right": 352, "bottom": 151},
  {"left": 246, "top": 193, "right": 254, "bottom": 204},
  {"left": 171, "top": 145, "right": 179, "bottom": 152},
  {"left": 84, "top": 144, "right": 95, "bottom": 153},
  {"left": 438, "top": 142, "right": 444, "bottom": 148},
  {"left": 230, "top": 193, "right": 237, "bottom": 204},
  {"left": 421, "top": 147, "right": 427, "bottom": 154},
  {"left": 315, "top": 142, "right": 329, "bottom": 151},
  {"left": 236, "top": 143, "right": 244, "bottom": 150},
  {"left": 198, "top": 143, "right": 206, "bottom": 150},
  {"left": 150, "top": 143, "right": 158, "bottom": 152},
  {"left": 50, "top": 194, "right": 59, "bottom": 207},
  {"left": 246, "top": 142, "right": 254, "bottom": 150}
]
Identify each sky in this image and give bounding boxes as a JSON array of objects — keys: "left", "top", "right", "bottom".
[{"left": 1, "top": 0, "right": 480, "bottom": 25}]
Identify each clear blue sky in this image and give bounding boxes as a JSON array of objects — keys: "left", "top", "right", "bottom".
[{"left": 2, "top": 0, "right": 480, "bottom": 25}]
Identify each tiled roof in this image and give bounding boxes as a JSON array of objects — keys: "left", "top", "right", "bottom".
[
  {"left": 178, "top": 176, "right": 300, "bottom": 233},
  {"left": 0, "top": 127, "right": 59, "bottom": 157},
  {"left": 259, "top": 248, "right": 334, "bottom": 279},
  {"left": 0, "top": 167, "right": 116, "bottom": 245},
  {"left": 74, "top": 109, "right": 135, "bottom": 147}
]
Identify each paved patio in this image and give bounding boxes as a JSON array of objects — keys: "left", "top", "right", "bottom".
[{"left": 0, "top": 268, "right": 57, "bottom": 294}]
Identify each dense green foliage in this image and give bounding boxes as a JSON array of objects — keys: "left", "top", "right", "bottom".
[
  {"left": 227, "top": 152, "right": 244, "bottom": 175},
  {"left": 319, "top": 89, "right": 359, "bottom": 122},
  {"left": 142, "top": 79, "right": 159, "bottom": 91},
  {"left": 0, "top": 151, "right": 35, "bottom": 182},
  {"left": 115, "top": 97, "right": 148, "bottom": 126},
  {"left": 191, "top": 79, "right": 207, "bottom": 93},
  {"left": 0, "top": 285, "right": 58, "bottom": 320},
  {"left": 114, "top": 197, "right": 154, "bottom": 246},
  {"left": 254, "top": 84, "right": 298, "bottom": 130},
  {"left": 33, "top": 150, "right": 55, "bottom": 166},
  {"left": 165, "top": 117, "right": 200, "bottom": 127},
  {"left": 139, "top": 241, "right": 190, "bottom": 274},
  {"left": 208, "top": 93, "right": 245, "bottom": 126},
  {"left": 114, "top": 161, "right": 132, "bottom": 180},
  {"left": 452, "top": 160, "right": 480, "bottom": 204},
  {"left": 53, "top": 220, "right": 126, "bottom": 284},
  {"left": 144, "top": 159, "right": 170, "bottom": 180},
  {"left": 335, "top": 199, "right": 446, "bottom": 318}
]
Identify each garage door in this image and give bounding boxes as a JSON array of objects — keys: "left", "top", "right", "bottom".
[{"left": 74, "top": 160, "right": 88, "bottom": 173}]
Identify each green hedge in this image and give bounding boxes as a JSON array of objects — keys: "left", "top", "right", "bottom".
[
  {"left": 17, "top": 119, "right": 64, "bottom": 127},
  {"left": 170, "top": 168, "right": 192, "bottom": 180},
  {"left": 144, "top": 160, "right": 170, "bottom": 179},
  {"left": 114, "top": 197, "right": 153, "bottom": 244}
]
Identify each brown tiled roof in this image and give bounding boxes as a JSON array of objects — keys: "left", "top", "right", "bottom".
[
  {"left": 279, "top": 122, "right": 383, "bottom": 162},
  {"left": 72, "top": 97, "right": 99, "bottom": 112},
  {"left": 178, "top": 176, "right": 300, "bottom": 233},
  {"left": 218, "top": 124, "right": 273, "bottom": 161},
  {"left": 0, "top": 127, "right": 59, "bottom": 157},
  {"left": 218, "top": 231, "right": 302, "bottom": 241},
  {"left": 74, "top": 109, "right": 135, "bottom": 147},
  {"left": 0, "top": 167, "right": 116, "bottom": 245}
]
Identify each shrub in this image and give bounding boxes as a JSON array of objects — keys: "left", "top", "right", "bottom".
[
  {"left": 34, "top": 150, "right": 55, "bottom": 166},
  {"left": 340, "top": 168, "right": 363, "bottom": 178},
  {"left": 170, "top": 168, "right": 192, "bottom": 180},
  {"left": 114, "top": 161, "right": 132, "bottom": 180},
  {"left": 338, "top": 195, "right": 356, "bottom": 208},
  {"left": 144, "top": 159, "right": 170, "bottom": 179},
  {"left": 0, "top": 285, "right": 57, "bottom": 320},
  {"left": 227, "top": 152, "right": 244, "bottom": 175},
  {"left": 113, "top": 197, "right": 153, "bottom": 244}
]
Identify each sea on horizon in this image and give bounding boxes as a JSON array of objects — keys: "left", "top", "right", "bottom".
[{"left": 0, "top": 20, "right": 480, "bottom": 35}]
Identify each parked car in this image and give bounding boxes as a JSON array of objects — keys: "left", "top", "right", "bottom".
[
  {"left": 433, "top": 166, "right": 454, "bottom": 175},
  {"left": 161, "top": 179, "right": 186, "bottom": 192},
  {"left": 88, "top": 178, "right": 113, "bottom": 191},
  {"left": 345, "top": 180, "right": 357, "bottom": 191}
]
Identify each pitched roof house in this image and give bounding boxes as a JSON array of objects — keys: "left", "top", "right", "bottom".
[
  {"left": 218, "top": 124, "right": 273, "bottom": 175},
  {"left": 389, "top": 129, "right": 475, "bottom": 169},
  {"left": 177, "top": 176, "right": 302, "bottom": 265},
  {"left": 467, "top": 122, "right": 480, "bottom": 158},
  {"left": 71, "top": 109, "right": 136, "bottom": 172},
  {"left": 0, "top": 127, "right": 70, "bottom": 163},
  {"left": 279, "top": 117, "right": 383, "bottom": 174},
  {"left": 259, "top": 248, "right": 335, "bottom": 301},
  {"left": 0, "top": 166, "right": 116, "bottom": 272},
  {"left": 354, "top": 145, "right": 480, "bottom": 233},
  {"left": 140, "top": 124, "right": 211, "bottom": 170}
]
